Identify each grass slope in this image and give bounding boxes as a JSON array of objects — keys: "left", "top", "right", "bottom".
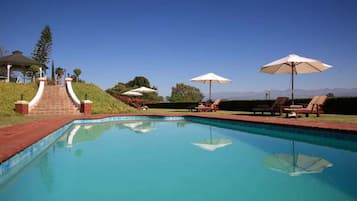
[
  {"left": 0, "top": 82, "right": 38, "bottom": 116},
  {"left": 72, "top": 82, "right": 135, "bottom": 114}
]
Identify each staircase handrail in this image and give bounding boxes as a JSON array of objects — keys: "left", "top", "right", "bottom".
[
  {"left": 65, "top": 78, "right": 81, "bottom": 106},
  {"left": 29, "top": 78, "right": 46, "bottom": 109}
]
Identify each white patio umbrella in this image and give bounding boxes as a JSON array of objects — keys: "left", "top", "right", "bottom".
[
  {"left": 190, "top": 72, "right": 232, "bottom": 101},
  {"left": 260, "top": 54, "right": 332, "bottom": 104},
  {"left": 131, "top": 86, "right": 157, "bottom": 93},
  {"left": 122, "top": 91, "right": 143, "bottom": 96}
]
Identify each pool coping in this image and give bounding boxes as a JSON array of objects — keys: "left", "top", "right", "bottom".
[{"left": 0, "top": 113, "right": 357, "bottom": 163}]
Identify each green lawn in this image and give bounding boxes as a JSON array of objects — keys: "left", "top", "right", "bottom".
[{"left": 0, "top": 82, "right": 37, "bottom": 116}]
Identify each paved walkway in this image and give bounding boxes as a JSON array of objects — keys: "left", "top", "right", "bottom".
[{"left": 1, "top": 113, "right": 357, "bottom": 163}]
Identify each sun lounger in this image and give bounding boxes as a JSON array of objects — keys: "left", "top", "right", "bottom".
[
  {"left": 195, "top": 99, "right": 222, "bottom": 112},
  {"left": 252, "top": 97, "right": 289, "bottom": 115},
  {"left": 131, "top": 102, "right": 149, "bottom": 110},
  {"left": 282, "top": 96, "right": 327, "bottom": 117}
]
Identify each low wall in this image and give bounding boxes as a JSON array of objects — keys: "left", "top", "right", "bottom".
[
  {"left": 28, "top": 78, "right": 46, "bottom": 110},
  {"left": 147, "top": 97, "right": 357, "bottom": 115},
  {"left": 65, "top": 78, "right": 80, "bottom": 106}
]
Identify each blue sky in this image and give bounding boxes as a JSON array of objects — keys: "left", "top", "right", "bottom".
[{"left": 1, "top": 0, "right": 357, "bottom": 98}]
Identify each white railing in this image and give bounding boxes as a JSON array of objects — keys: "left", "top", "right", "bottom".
[
  {"left": 29, "top": 78, "right": 46, "bottom": 110},
  {"left": 65, "top": 78, "right": 81, "bottom": 106}
]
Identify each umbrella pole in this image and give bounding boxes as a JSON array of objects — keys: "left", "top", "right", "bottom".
[
  {"left": 291, "top": 63, "right": 295, "bottom": 105},
  {"left": 209, "top": 80, "right": 212, "bottom": 102},
  {"left": 292, "top": 140, "right": 296, "bottom": 172}
]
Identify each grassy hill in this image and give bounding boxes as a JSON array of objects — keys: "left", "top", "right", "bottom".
[
  {"left": 0, "top": 82, "right": 38, "bottom": 116},
  {"left": 72, "top": 82, "right": 135, "bottom": 114},
  {"left": 0, "top": 82, "right": 135, "bottom": 116}
]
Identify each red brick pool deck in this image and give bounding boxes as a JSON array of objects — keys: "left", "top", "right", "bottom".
[{"left": 1, "top": 113, "right": 357, "bottom": 163}]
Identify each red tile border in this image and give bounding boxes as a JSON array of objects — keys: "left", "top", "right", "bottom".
[{"left": 0, "top": 113, "right": 356, "bottom": 163}]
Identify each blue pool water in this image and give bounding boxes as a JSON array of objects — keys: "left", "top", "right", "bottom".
[{"left": 0, "top": 116, "right": 357, "bottom": 201}]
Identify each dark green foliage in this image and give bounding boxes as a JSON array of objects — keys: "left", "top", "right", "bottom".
[
  {"left": 73, "top": 68, "right": 82, "bottom": 82},
  {"left": 147, "top": 102, "right": 198, "bottom": 109},
  {"left": 143, "top": 92, "right": 164, "bottom": 102},
  {"left": 28, "top": 65, "right": 40, "bottom": 82},
  {"left": 55, "top": 67, "right": 64, "bottom": 84},
  {"left": 148, "top": 97, "right": 357, "bottom": 115},
  {"left": 323, "top": 97, "right": 357, "bottom": 114},
  {"left": 51, "top": 60, "right": 55, "bottom": 82},
  {"left": 32, "top": 25, "right": 52, "bottom": 67},
  {"left": 106, "top": 82, "right": 127, "bottom": 96},
  {"left": 326, "top": 92, "right": 335, "bottom": 97},
  {"left": 126, "top": 76, "right": 150, "bottom": 88},
  {"left": 167, "top": 83, "right": 204, "bottom": 103}
]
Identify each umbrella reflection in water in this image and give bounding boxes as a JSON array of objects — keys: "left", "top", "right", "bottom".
[
  {"left": 123, "top": 121, "right": 155, "bottom": 134},
  {"left": 192, "top": 126, "right": 232, "bottom": 151},
  {"left": 263, "top": 140, "right": 333, "bottom": 176}
]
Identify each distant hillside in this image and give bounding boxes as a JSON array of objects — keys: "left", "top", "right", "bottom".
[
  {"left": 211, "top": 88, "right": 357, "bottom": 100},
  {"left": 72, "top": 83, "right": 135, "bottom": 114},
  {"left": 0, "top": 82, "right": 37, "bottom": 116}
]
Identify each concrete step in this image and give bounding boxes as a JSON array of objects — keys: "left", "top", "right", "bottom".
[{"left": 30, "top": 85, "right": 81, "bottom": 115}]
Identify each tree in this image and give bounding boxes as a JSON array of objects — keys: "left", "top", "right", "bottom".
[
  {"left": 326, "top": 92, "right": 335, "bottom": 97},
  {"left": 73, "top": 68, "right": 82, "bottom": 82},
  {"left": 51, "top": 60, "right": 55, "bottom": 84},
  {"left": 126, "top": 76, "right": 150, "bottom": 88},
  {"left": 167, "top": 83, "right": 204, "bottom": 102},
  {"left": 28, "top": 65, "right": 40, "bottom": 82},
  {"left": 55, "top": 67, "right": 64, "bottom": 85},
  {"left": 32, "top": 25, "right": 52, "bottom": 69},
  {"left": 106, "top": 82, "right": 128, "bottom": 96},
  {"left": 106, "top": 76, "right": 163, "bottom": 101}
]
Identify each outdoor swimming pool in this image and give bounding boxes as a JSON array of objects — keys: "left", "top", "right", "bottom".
[{"left": 0, "top": 116, "right": 356, "bottom": 201}]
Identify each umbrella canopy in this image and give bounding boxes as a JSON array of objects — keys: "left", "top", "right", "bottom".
[
  {"left": 190, "top": 72, "right": 232, "bottom": 101},
  {"left": 131, "top": 86, "right": 157, "bottom": 93},
  {"left": 263, "top": 141, "right": 333, "bottom": 176},
  {"left": 260, "top": 54, "right": 332, "bottom": 104},
  {"left": 122, "top": 91, "right": 143, "bottom": 96}
]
